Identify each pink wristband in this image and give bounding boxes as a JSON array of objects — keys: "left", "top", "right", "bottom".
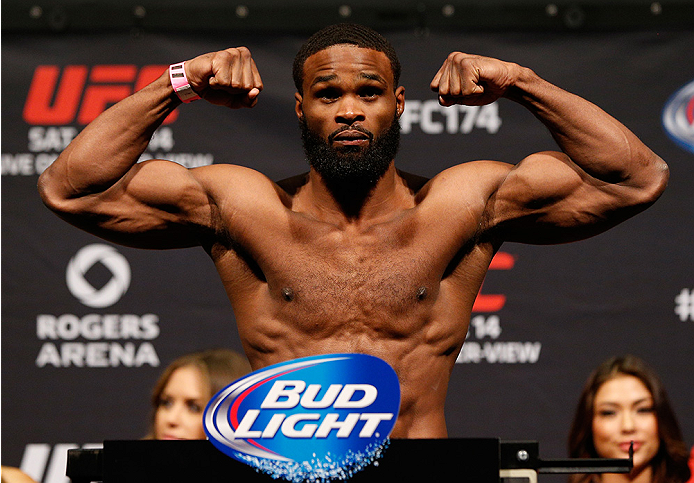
[{"left": 169, "top": 62, "right": 201, "bottom": 103}]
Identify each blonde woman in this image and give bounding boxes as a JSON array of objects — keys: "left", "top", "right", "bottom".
[{"left": 146, "top": 348, "right": 251, "bottom": 440}]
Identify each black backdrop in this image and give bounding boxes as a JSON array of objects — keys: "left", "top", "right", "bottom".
[{"left": 2, "top": 22, "right": 693, "bottom": 483}]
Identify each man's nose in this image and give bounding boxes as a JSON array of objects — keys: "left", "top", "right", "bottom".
[{"left": 335, "top": 96, "right": 365, "bottom": 124}]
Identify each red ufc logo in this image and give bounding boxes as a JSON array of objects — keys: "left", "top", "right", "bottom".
[
  {"left": 23, "top": 65, "right": 179, "bottom": 125},
  {"left": 472, "top": 251, "right": 515, "bottom": 313}
]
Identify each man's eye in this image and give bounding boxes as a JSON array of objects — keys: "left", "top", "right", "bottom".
[
  {"left": 317, "top": 88, "right": 339, "bottom": 100},
  {"left": 360, "top": 87, "right": 382, "bottom": 98}
]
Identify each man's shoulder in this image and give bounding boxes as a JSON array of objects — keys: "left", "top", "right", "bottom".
[
  {"left": 443, "top": 159, "right": 513, "bottom": 176},
  {"left": 423, "top": 160, "right": 514, "bottom": 195},
  {"left": 191, "top": 163, "right": 289, "bottom": 207},
  {"left": 192, "top": 163, "right": 277, "bottom": 187}
]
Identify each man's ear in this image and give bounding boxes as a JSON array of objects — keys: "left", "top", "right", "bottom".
[
  {"left": 395, "top": 86, "right": 405, "bottom": 118},
  {"left": 295, "top": 92, "right": 304, "bottom": 120}
]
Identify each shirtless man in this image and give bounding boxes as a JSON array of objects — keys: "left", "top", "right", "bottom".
[{"left": 37, "top": 24, "right": 668, "bottom": 438}]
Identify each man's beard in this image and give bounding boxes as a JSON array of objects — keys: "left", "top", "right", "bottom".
[{"left": 299, "top": 114, "right": 401, "bottom": 191}]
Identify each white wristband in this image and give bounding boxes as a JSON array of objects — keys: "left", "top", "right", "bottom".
[{"left": 169, "top": 62, "right": 201, "bottom": 103}]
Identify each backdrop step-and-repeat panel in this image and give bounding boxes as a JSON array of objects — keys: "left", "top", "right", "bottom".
[{"left": 2, "top": 27, "right": 693, "bottom": 482}]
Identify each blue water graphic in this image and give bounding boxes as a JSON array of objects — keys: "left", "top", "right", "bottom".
[{"left": 236, "top": 439, "right": 390, "bottom": 482}]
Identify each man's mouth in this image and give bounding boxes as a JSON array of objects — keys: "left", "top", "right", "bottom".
[{"left": 330, "top": 127, "right": 373, "bottom": 146}]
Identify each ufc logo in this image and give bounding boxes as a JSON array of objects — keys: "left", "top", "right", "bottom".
[
  {"left": 472, "top": 251, "right": 515, "bottom": 312},
  {"left": 23, "top": 65, "right": 179, "bottom": 125}
]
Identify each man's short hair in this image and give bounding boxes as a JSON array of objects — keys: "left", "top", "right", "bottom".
[{"left": 293, "top": 23, "right": 401, "bottom": 94}]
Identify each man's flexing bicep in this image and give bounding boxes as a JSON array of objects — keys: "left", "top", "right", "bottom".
[
  {"left": 39, "top": 158, "right": 217, "bottom": 249},
  {"left": 487, "top": 150, "right": 661, "bottom": 245},
  {"left": 431, "top": 51, "right": 668, "bottom": 246},
  {"left": 38, "top": 46, "right": 265, "bottom": 249}
]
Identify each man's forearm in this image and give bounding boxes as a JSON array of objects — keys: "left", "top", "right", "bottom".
[{"left": 505, "top": 66, "right": 667, "bottom": 187}]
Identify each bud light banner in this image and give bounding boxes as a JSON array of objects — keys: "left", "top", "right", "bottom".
[{"left": 204, "top": 354, "right": 400, "bottom": 481}]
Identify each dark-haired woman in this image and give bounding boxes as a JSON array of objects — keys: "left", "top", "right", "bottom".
[{"left": 568, "top": 355, "right": 690, "bottom": 483}]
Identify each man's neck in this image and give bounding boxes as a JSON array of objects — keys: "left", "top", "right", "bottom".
[{"left": 298, "top": 164, "right": 413, "bottom": 227}]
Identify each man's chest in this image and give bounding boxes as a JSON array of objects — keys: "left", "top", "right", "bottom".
[
  {"left": 212, "top": 204, "right": 492, "bottom": 354},
  {"left": 275, "top": 246, "right": 436, "bottom": 313},
  {"left": 236, "top": 209, "right": 477, "bottom": 314}
]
